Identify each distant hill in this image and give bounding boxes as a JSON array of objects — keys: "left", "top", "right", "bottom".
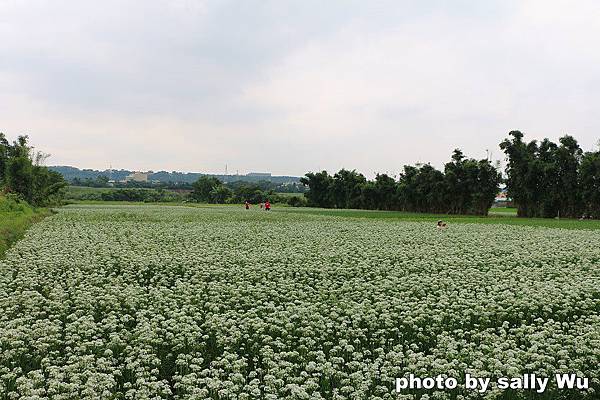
[{"left": 49, "top": 166, "right": 302, "bottom": 184}]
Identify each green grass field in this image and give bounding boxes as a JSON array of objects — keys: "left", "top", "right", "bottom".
[
  {"left": 276, "top": 206, "right": 600, "bottom": 229},
  {"left": 275, "top": 192, "right": 305, "bottom": 198},
  {"left": 62, "top": 200, "right": 600, "bottom": 230}
]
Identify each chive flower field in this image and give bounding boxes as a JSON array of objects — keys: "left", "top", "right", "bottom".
[{"left": 0, "top": 205, "right": 598, "bottom": 399}]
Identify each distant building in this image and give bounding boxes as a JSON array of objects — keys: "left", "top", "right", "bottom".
[
  {"left": 247, "top": 172, "right": 272, "bottom": 177},
  {"left": 124, "top": 172, "right": 149, "bottom": 182}
]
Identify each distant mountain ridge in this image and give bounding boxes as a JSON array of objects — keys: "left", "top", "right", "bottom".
[{"left": 50, "top": 166, "right": 301, "bottom": 184}]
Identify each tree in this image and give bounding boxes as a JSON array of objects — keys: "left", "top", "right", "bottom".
[
  {"left": 443, "top": 150, "right": 501, "bottom": 215},
  {"left": 331, "top": 169, "right": 366, "bottom": 209},
  {"left": 444, "top": 149, "right": 470, "bottom": 214},
  {"left": 5, "top": 155, "right": 33, "bottom": 201},
  {"left": 372, "top": 173, "right": 397, "bottom": 210},
  {"left": 397, "top": 164, "right": 446, "bottom": 213},
  {"left": 230, "top": 183, "right": 265, "bottom": 203},
  {"left": 300, "top": 149, "right": 500, "bottom": 215},
  {"left": 300, "top": 171, "right": 334, "bottom": 208},
  {"left": 0, "top": 133, "right": 9, "bottom": 184},
  {"left": 191, "top": 176, "right": 222, "bottom": 202},
  {"left": 500, "top": 131, "right": 539, "bottom": 217},
  {"left": 0, "top": 134, "right": 65, "bottom": 205},
  {"left": 500, "top": 131, "right": 588, "bottom": 218},
  {"left": 470, "top": 159, "right": 502, "bottom": 215},
  {"left": 209, "top": 185, "right": 232, "bottom": 204},
  {"left": 359, "top": 181, "right": 378, "bottom": 210},
  {"left": 30, "top": 168, "right": 67, "bottom": 206},
  {"left": 555, "top": 135, "right": 582, "bottom": 218},
  {"left": 579, "top": 151, "right": 600, "bottom": 218},
  {"left": 95, "top": 175, "right": 110, "bottom": 187}
]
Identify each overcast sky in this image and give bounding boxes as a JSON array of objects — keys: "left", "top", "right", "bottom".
[{"left": 1, "top": 0, "right": 599, "bottom": 176}]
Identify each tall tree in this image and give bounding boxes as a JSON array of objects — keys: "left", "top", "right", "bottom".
[
  {"left": 500, "top": 131, "right": 536, "bottom": 217},
  {"left": 0, "top": 133, "right": 9, "bottom": 184},
  {"left": 300, "top": 171, "right": 334, "bottom": 208},
  {"left": 444, "top": 149, "right": 470, "bottom": 214},
  {"left": 555, "top": 135, "right": 582, "bottom": 218},
  {"left": 191, "top": 176, "right": 222, "bottom": 202},
  {"left": 331, "top": 169, "right": 366, "bottom": 209},
  {"left": 579, "top": 150, "right": 600, "bottom": 218},
  {"left": 372, "top": 173, "right": 397, "bottom": 210},
  {"left": 1, "top": 134, "right": 65, "bottom": 205},
  {"left": 501, "top": 131, "right": 587, "bottom": 218}
]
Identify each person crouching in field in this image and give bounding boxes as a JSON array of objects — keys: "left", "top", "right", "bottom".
[
  {"left": 245, "top": 200, "right": 250, "bottom": 210},
  {"left": 437, "top": 220, "right": 447, "bottom": 230},
  {"left": 265, "top": 200, "right": 271, "bottom": 211}
]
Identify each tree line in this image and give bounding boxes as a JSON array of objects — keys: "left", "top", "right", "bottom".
[
  {"left": 190, "top": 176, "right": 306, "bottom": 206},
  {"left": 300, "top": 149, "right": 501, "bottom": 215},
  {"left": 300, "top": 131, "right": 600, "bottom": 219},
  {"left": 4, "top": 130, "right": 599, "bottom": 218},
  {"left": 0, "top": 134, "right": 66, "bottom": 206},
  {"left": 69, "top": 174, "right": 307, "bottom": 193},
  {"left": 501, "top": 131, "right": 600, "bottom": 218}
]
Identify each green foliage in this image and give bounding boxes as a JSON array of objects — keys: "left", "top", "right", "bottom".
[
  {"left": 0, "top": 195, "right": 48, "bottom": 258},
  {"left": 229, "top": 182, "right": 266, "bottom": 203},
  {"left": 191, "top": 176, "right": 225, "bottom": 203},
  {"left": 300, "top": 171, "right": 334, "bottom": 208},
  {"left": 190, "top": 177, "right": 289, "bottom": 205},
  {"left": 301, "top": 150, "right": 500, "bottom": 215},
  {"left": 209, "top": 185, "right": 233, "bottom": 204},
  {"left": 0, "top": 133, "right": 66, "bottom": 206},
  {"left": 579, "top": 150, "right": 600, "bottom": 218},
  {"left": 500, "top": 131, "right": 595, "bottom": 218},
  {"left": 0, "top": 193, "right": 30, "bottom": 213},
  {"left": 65, "top": 186, "right": 189, "bottom": 203},
  {"left": 443, "top": 149, "right": 501, "bottom": 215},
  {"left": 286, "top": 195, "right": 308, "bottom": 207},
  {"left": 99, "top": 188, "right": 184, "bottom": 202}
]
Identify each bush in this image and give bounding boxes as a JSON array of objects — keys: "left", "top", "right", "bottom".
[
  {"left": 287, "top": 195, "right": 307, "bottom": 207},
  {"left": 99, "top": 188, "right": 183, "bottom": 202},
  {"left": 0, "top": 193, "right": 30, "bottom": 213}
]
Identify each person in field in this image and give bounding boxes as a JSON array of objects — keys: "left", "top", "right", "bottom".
[
  {"left": 437, "top": 220, "right": 447, "bottom": 230},
  {"left": 244, "top": 200, "right": 250, "bottom": 210},
  {"left": 264, "top": 200, "right": 271, "bottom": 211},
  {"left": 259, "top": 202, "right": 264, "bottom": 209}
]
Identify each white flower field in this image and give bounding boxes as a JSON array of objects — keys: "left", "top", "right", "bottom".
[{"left": 0, "top": 205, "right": 598, "bottom": 399}]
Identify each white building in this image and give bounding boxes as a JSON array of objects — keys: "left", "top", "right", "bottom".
[{"left": 124, "top": 172, "right": 149, "bottom": 182}]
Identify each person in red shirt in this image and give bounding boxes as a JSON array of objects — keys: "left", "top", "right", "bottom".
[{"left": 264, "top": 200, "right": 271, "bottom": 211}]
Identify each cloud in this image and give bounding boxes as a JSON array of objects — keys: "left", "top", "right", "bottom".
[{"left": 1, "top": 0, "right": 599, "bottom": 176}]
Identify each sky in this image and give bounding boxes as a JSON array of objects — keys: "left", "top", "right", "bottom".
[{"left": 1, "top": 0, "right": 600, "bottom": 177}]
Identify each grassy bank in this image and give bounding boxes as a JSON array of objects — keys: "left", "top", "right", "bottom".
[{"left": 0, "top": 196, "right": 50, "bottom": 258}]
